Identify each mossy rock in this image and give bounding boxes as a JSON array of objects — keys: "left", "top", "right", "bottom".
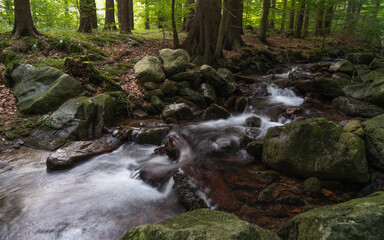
[
  {"left": 161, "top": 79, "right": 175, "bottom": 95},
  {"left": 143, "top": 82, "right": 158, "bottom": 91},
  {"left": 278, "top": 191, "right": 384, "bottom": 240},
  {"left": 144, "top": 89, "right": 164, "bottom": 101},
  {"left": 159, "top": 48, "right": 190, "bottom": 76},
  {"left": 121, "top": 209, "right": 281, "bottom": 240},
  {"left": 262, "top": 118, "right": 369, "bottom": 183},
  {"left": 347, "top": 52, "right": 376, "bottom": 65},
  {"left": 332, "top": 96, "right": 384, "bottom": 118},
  {"left": 180, "top": 88, "right": 206, "bottom": 107},
  {"left": 329, "top": 59, "right": 354, "bottom": 75},
  {"left": 198, "top": 83, "right": 217, "bottom": 105},
  {"left": 136, "top": 127, "right": 170, "bottom": 146},
  {"left": 362, "top": 114, "right": 384, "bottom": 170},
  {"left": 203, "top": 104, "right": 230, "bottom": 121},
  {"left": 134, "top": 56, "right": 165, "bottom": 85},
  {"left": 161, "top": 103, "right": 194, "bottom": 120},
  {"left": 200, "top": 65, "right": 235, "bottom": 97},
  {"left": 302, "top": 177, "right": 322, "bottom": 195},
  {"left": 151, "top": 95, "right": 166, "bottom": 112},
  {"left": 171, "top": 72, "right": 201, "bottom": 89},
  {"left": 293, "top": 77, "right": 350, "bottom": 99},
  {"left": 370, "top": 58, "right": 384, "bottom": 70}
]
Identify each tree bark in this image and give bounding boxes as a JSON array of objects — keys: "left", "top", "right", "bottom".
[
  {"left": 144, "top": 0, "right": 150, "bottom": 29},
  {"left": 12, "top": 0, "right": 39, "bottom": 38},
  {"left": 288, "top": 0, "right": 296, "bottom": 35},
  {"left": 172, "top": 0, "right": 180, "bottom": 48},
  {"left": 294, "top": 0, "right": 305, "bottom": 38},
  {"left": 104, "top": 0, "right": 117, "bottom": 30},
  {"left": 314, "top": 0, "right": 324, "bottom": 35},
  {"left": 269, "top": 0, "right": 276, "bottom": 29},
  {"left": 323, "top": 4, "right": 334, "bottom": 35},
  {"left": 91, "top": 0, "right": 97, "bottom": 29},
  {"left": 303, "top": 0, "right": 310, "bottom": 36},
  {"left": 128, "top": 0, "right": 134, "bottom": 30},
  {"left": 120, "top": 0, "right": 131, "bottom": 33},
  {"left": 181, "top": 0, "right": 221, "bottom": 64},
  {"left": 117, "top": 0, "right": 122, "bottom": 25},
  {"left": 221, "top": 0, "right": 246, "bottom": 50},
  {"left": 280, "top": 0, "right": 287, "bottom": 31},
  {"left": 78, "top": 0, "right": 93, "bottom": 33},
  {"left": 183, "top": 0, "right": 195, "bottom": 31},
  {"left": 259, "top": 0, "right": 270, "bottom": 43}
]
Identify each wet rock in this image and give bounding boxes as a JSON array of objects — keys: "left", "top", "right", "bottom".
[
  {"left": 173, "top": 169, "right": 208, "bottom": 210},
  {"left": 356, "top": 178, "right": 384, "bottom": 198},
  {"left": 144, "top": 89, "right": 164, "bottom": 101},
  {"left": 245, "top": 116, "right": 262, "bottom": 127},
  {"left": 293, "top": 77, "right": 350, "bottom": 99},
  {"left": 235, "top": 97, "right": 247, "bottom": 112},
  {"left": 143, "top": 82, "right": 158, "bottom": 91},
  {"left": 46, "top": 137, "right": 122, "bottom": 170},
  {"left": 329, "top": 59, "right": 354, "bottom": 75},
  {"left": 12, "top": 65, "right": 82, "bottom": 114},
  {"left": 180, "top": 88, "right": 206, "bottom": 107},
  {"left": 159, "top": 48, "right": 190, "bottom": 76},
  {"left": 263, "top": 118, "right": 369, "bottom": 183},
  {"left": 362, "top": 114, "right": 384, "bottom": 170},
  {"left": 134, "top": 56, "right": 165, "bottom": 85},
  {"left": 161, "top": 79, "right": 175, "bottom": 95},
  {"left": 165, "top": 117, "right": 177, "bottom": 124},
  {"left": 175, "top": 81, "right": 191, "bottom": 90},
  {"left": 26, "top": 92, "right": 124, "bottom": 151},
  {"left": 370, "top": 58, "right": 384, "bottom": 70},
  {"left": 200, "top": 65, "right": 235, "bottom": 97},
  {"left": 303, "top": 177, "right": 322, "bottom": 196},
  {"left": 246, "top": 141, "right": 263, "bottom": 159},
  {"left": 343, "top": 71, "right": 384, "bottom": 108},
  {"left": 161, "top": 103, "right": 194, "bottom": 120},
  {"left": 343, "top": 120, "right": 364, "bottom": 138},
  {"left": 170, "top": 72, "right": 201, "bottom": 89},
  {"left": 203, "top": 104, "right": 230, "bottom": 121},
  {"left": 347, "top": 52, "right": 376, "bottom": 64},
  {"left": 135, "top": 127, "right": 170, "bottom": 146},
  {"left": 223, "top": 95, "right": 236, "bottom": 109},
  {"left": 257, "top": 187, "right": 275, "bottom": 202},
  {"left": 121, "top": 208, "right": 282, "bottom": 240},
  {"left": 239, "top": 135, "right": 254, "bottom": 149},
  {"left": 282, "top": 107, "right": 301, "bottom": 120},
  {"left": 217, "top": 68, "right": 235, "bottom": 82},
  {"left": 198, "top": 83, "right": 217, "bottom": 105},
  {"left": 131, "top": 109, "right": 148, "bottom": 118},
  {"left": 278, "top": 191, "right": 384, "bottom": 240},
  {"left": 332, "top": 72, "right": 352, "bottom": 80},
  {"left": 277, "top": 195, "right": 304, "bottom": 205},
  {"left": 151, "top": 95, "right": 166, "bottom": 112},
  {"left": 332, "top": 96, "right": 384, "bottom": 118}
]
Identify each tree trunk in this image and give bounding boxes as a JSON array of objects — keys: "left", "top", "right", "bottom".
[
  {"left": 104, "top": 0, "right": 117, "bottom": 30},
  {"left": 314, "top": 0, "right": 324, "bottom": 35},
  {"left": 259, "top": 0, "right": 270, "bottom": 43},
  {"left": 280, "top": 0, "right": 287, "bottom": 31},
  {"left": 172, "top": 0, "right": 180, "bottom": 48},
  {"left": 117, "top": 0, "right": 122, "bottom": 26},
  {"left": 323, "top": 4, "right": 334, "bottom": 34},
  {"left": 288, "top": 0, "right": 296, "bottom": 35},
  {"left": 12, "top": 0, "right": 39, "bottom": 38},
  {"left": 303, "top": 0, "right": 310, "bottom": 36},
  {"left": 144, "top": 0, "right": 150, "bottom": 29},
  {"left": 294, "top": 0, "right": 305, "bottom": 38},
  {"left": 120, "top": 0, "right": 131, "bottom": 33},
  {"left": 128, "top": 0, "right": 134, "bottom": 30},
  {"left": 221, "top": 0, "right": 246, "bottom": 50},
  {"left": 269, "top": 0, "right": 276, "bottom": 29},
  {"left": 78, "top": 0, "right": 93, "bottom": 32},
  {"left": 91, "top": 0, "right": 97, "bottom": 29},
  {"left": 181, "top": 0, "right": 221, "bottom": 64},
  {"left": 183, "top": 0, "right": 195, "bottom": 31}
]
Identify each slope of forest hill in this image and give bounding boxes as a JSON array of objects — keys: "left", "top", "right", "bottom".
[{"left": 0, "top": 30, "right": 376, "bottom": 150}]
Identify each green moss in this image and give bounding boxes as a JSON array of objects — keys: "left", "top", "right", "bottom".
[{"left": 29, "top": 58, "right": 65, "bottom": 70}]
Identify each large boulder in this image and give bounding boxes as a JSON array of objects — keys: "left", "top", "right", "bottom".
[
  {"left": 12, "top": 65, "right": 83, "bottom": 114},
  {"left": 159, "top": 48, "right": 190, "bottom": 76},
  {"left": 180, "top": 88, "right": 206, "bottom": 107},
  {"left": 332, "top": 96, "right": 384, "bottom": 118},
  {"left": 293, "top": 77, "right": 350, "bottom": 99},
  {"left": 203, "top": 104, "right": 231, "bottom": 121},
  {"left": 136, "top": 127, "right": 170, "bottom": 145},
  {"left": 278, "top": 191, "right": 384, "bottom": 240},
  {"left": 161, "top": 103, "right": 194, "bottom": 120},
  {"left": 262, "top": 118, "right": 369, "bottom": 183},
  {"left": 134, "top": 56, "right": 165, "bottom": 85},
  {"left": 200, "top": 65, "right": 235, "bottom": 97},
  {"left": 198, "top": 83, "right": 217, "bottom": 105},
  {"left": 347, "top": 52, "right": 376, "bottom": 64},
  {"left": 121, "top": 209, "right": 281, "bottom": 240},
  {"left": 343, "top": 71, "right": 384, "bottom": 108},
  {"left": 26, "top": 92, "right": 123, "bottom": 151},
  {"left": 370, "top": 58, "right": 384, "bottom": 70},
  {"left": 362, "top": 114, "right": 384, "bottom": 170},
  {"left": 170, "top": 72, "right": 201, "bottom": 90},
  {"left": 329, "top": 59, "right": 354, "bottom": 75}
]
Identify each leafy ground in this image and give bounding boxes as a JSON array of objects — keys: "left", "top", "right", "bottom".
[{"left": 0, "top": 29, "right": 368, "bottom": 150}]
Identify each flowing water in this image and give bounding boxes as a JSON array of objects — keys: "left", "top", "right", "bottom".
[{"left": 0, "top": 68, "right": 307, "bottom": 240}]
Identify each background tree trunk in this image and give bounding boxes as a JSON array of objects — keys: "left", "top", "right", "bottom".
[
  {"left": 280, "top": 0, "right": 287, "bottom": 31},
  {"left": 269, "top": 0, "right": 276, "bottom": 29},
  {"left": 222, "top": 0, "right": 246, "bottom": 50},
  {"left": 323, "top": 4, "right": 334, "bottom": 34},
  {"left": 104, "top": 0, "right": 117, "bottom": 30},
  {"left": 181, "top": 0, "right": 221, "bottom": 64},
  {"left": 314, "top": 0, "right": 324, "bottom": 35},
  {"left": 120, "top": 0, "right": 131, "bottom": 33},
  {"left": 91, "top": 0, "right": 97, "bottom": 29},
  {"left": 128, "top": 0, "right": 134, "bottom": 30},
  {"left": 183, "top": 0, "right": 195, "bottom": 31},
  {"left": 294, "top": 0, "right": 305, "bottom": 37},
  {"left": 144, "top": 0, "right": 150, "bottom": 29},
  {"left": 303, "top": 0, "right": 310, "bottom": 36},
  {"left": 259, "top": 0, "right": 270, "bottom": 43},
  {"left": 117, "top": 0, "right": 122, "bottom": 26},
  {"left": 172, "top": 0, "right": 180, "bottom": 48},
  {"left": 78, "top": 0, "right": 93, "bottom": 33},
  {"left": 13, "top": 0, "right": 39, "bottom": 38},
  {"left": 288, "top": 0, "right": 296, "bottom": 35}
]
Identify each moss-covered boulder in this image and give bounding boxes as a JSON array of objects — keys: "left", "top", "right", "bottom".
[
  {"left": 180, "top": 88, "right": 206, "bottom": 107},
  {"left": 121, "top": 209, "right": 281, "bottom": 240},
  {"left": 347, "top": 52, "right": 376, "bottom": 64},
  {"left": 136, "top": 127, "right": 170, "bottom": 145},
  {"left": 134, "top": 56, "right": 165, "bottom": 85},
  {"left": 143, "top": 82, "right": 158, "bottom": 91},
  {"left": 203, "top": 104, "right": 231, "bottom": 121},
  {"left": 262, "top": 118, "right": 369, "bottom": 183},
  {"left": 198, "top": 83, "right": 217, "bottom": 105},
  {"left": 144, "top": 89, "right": 164, "bottom": 101},
  {"left": 170, "top": 72, "right": 201, "bottom": 90},
  {"left": 332, "top": 96, "right": 384, "bottom": 118},
  {"left": 161, "top": 103, "right": 194, "bottom": 120},
  {"left": 161, "top": 79, "right": 175, "bottom": 95},
  {"left": 159, "top": 48, "right": 190, "bottom": 76},
  {"left": 151, "top": 95, "right": 166, "bottom": 112},
  {"left": 370, "top": 58, "right": 384, "bottom": 70},
  {"left": 200, "top": 65, "right": 235, "bottom": 97},
  {"left": 343, "top": 71, "right": 384, "bottom": 108},
  {"left": 25, "top": 92, "right": 124, "bottom": 151},
  {"left": 293, "top": 77, "right": 350, "bottom": 99},
  {"left": 329, "top": 59, "right": 354, "bottom": 75},
  {"left": 278, "top": 191, "right": 384, "bottom": 240},
  {"left": 362, "top": 114, "right": 384, "bottom": 170},
  {"left": 12, "top": 65, "right": 83, "bottom": 114}
]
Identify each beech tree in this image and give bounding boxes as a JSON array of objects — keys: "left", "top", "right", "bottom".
[
  {"left": 104, "top": 0, "right": 117, "bottom": 30},
  {"left": 12, "top": 0, "right": 39, "bottom": 38},
  {"left": 78, "top": 0, "right": 95, "bottom": 33},
  {"left": 183, "top": 0, "right": 195, "bottom": 31},
  {"left": 259, "top": 0, "right": 270, "bottom": 43},
  {"left": 120, "top": 0, "right": 131, "bottom": 33},
  {"left": 288, "top": 0, "right": 296, "bottom": 35},
  {"left": 294, "top": 0, "right": 305, "bottom": 37},
  {"left": 220, "top": 0, "right": 246, "bottom": 50}
]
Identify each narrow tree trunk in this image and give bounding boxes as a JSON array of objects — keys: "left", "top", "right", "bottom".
[
  {"left": 64, "top": 0, "right": 70, "bottom": 27},
  {"left": 128, "top": 0, "right": 134, "bottom": 30},
  {"left": 144, "top": 0, "right": 150, "bottom": 29},
  {"left": 120, "top": 0, "right": 131, "bottom": 33},
  {"left": 259, "top": 0, "right": 271, "bottom": 43},
  {"left": 172, "top": 0, "right": 180, "bottom": 48},
  {"left": 294, "top": 0, "right": 305, "bottom": 37},
  {"left": 78, "top": 0, "right": 93, "bottom": 33},
  {"left": 269, "top": 0, "right": 276, "bottom": 29},
  {"left": 5, "top": 0, "right": 12, "bottom": 24},
  {"left": 183, "top": 0, "right": 195, "bottom": 31},
  {"left": 117, "top": 0, "right": 122, "bottom": 26},
  {"left": 288, "top": 0, "right": 296, "bottom": 35},
  {"left": 181, "top": 0, "right": 221, "bottom": 64},
  {"left": 104, "top": 0, "right": 117, "bottom": 30},
  {"left": 323, "top": 5, "right": 334, "bottom": 34},
  {"left": 303, "top": 0, "right": 310, "bottom": 36},
  {"left": 13, "top": 0, "right": 39, "bottom": 38},
  {"left": 280, "top": 0, "right": 287, "bottom": 31},
  {"left": 91, "top": 0, "right": 97, "bottom": 29},
  {"left": 314, "top": 0, "right": 324, "bottom": 35}
]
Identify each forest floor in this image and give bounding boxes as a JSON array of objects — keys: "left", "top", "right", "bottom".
[{"left": 0, "top": 30, "right": 369, "bottom": 149}]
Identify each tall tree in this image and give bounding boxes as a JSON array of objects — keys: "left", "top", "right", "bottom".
[
  {"left": 144, "top": 0, "right": 150, "bottom": 29},
  {"left": 269, "top": 0, "right": 276, "bottom": 28},
  {"left": 78, "top": 0, "right": 94, "bottom": 32},
  {"left": 120, "top": 0, "right": 131, "bottom": 33},
  {"left": 294, "top": 0, "right": 305, "bottom": 37},
  {"left": 104, "top": 0, "right": 117, "bottom": 30},
  {"left": 314, "top": 0, "right": 324, "bottom": 35},
  {"left": 288, "top": 0, "right": 296, "bottom": 35},
  {"left": 259, "top": 0, "right": 271, "bottom": 43},
  {"left": 221, "top": 0, "right": 246, "bottom": 50},
  {"left": 181, "top": 0, "right": 221, "bottom": 64},
  {"left": 183, "top": 0, "right": 195, "bottom": 31},
  {"left": 323, "top": 3, "right": 334, "bottom": 34},
  {"left": 128, "top": 0, "right": 134, "bottom": 30},
  {"left": 91, "top": 0, "right": 97, "bottom": 29},
  {"left": 172, "top": 0, "right": 180, "bottom": 48},
  {"left": 12, "top": 0, "right": 39, "bottom": 38},
  {"left": 280, "top": 0, "right": 287, "bottom": 31},
  {"left": 303, "top": 0, "right": 311, "bottom": 36}
]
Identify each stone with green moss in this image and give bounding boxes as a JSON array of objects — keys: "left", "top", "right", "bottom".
[
  {"left": 362, "top": 114, "right": 384, "bottom": 170},
  {"left": 198, "top": 83, "right": 217, "bottom": 105},
  {"left": 143, "top": 82, "right": 158, "bottom": 91},
  {"left": 82, "top": 61, "right": 122, "bottom": 91},
  {"left": 343, "top": 120, "right": 364, "bottom": 138},
  {"left": 134, "top": 56, "right": 165, "bottom": 85},
  {"left": 303, "top": 177, "right": 322, "bottom": 195},
  {"left": 12, "top": 65, "right": 83, "bottom": 114},
  {"left": 121, "top": 208, "right": 281, "bottom": 240},
  {"left": 278, "top": 191, "right": 384, "bottom": 240},
  {"left": 329, "top": 59, "right": 354, "bottom": 75},
  {"left": 370, "top": 58, "right": 384, "bottom": 70},
  {"left": 203, "top": 104, "right": 230, "bottom": 121},
  {"left": 294, "top": 77, "right": 350, "bottom": 99},
  {"left": 332, "top": 96, "right": 384, "bottom": 118},
  {"left": 144, "top": 89, "right": 164, "bottom": 101},
  {"left": 200, "top": 65, "right": 235, "bottom": 97},
  {"left": 161, "top": 79, "right": 175, "bottom": 95},
  {"left": 171, "top": 71, "right": 201, "bottom": 89},
  {"left": 161, "top": 103, "right": 194, "bottom": 120},
  {"left": 159, "top": 48, "right": 190, "bottom": 76},
  {"left": 262, "top": 118, "right": 369, "bottom": 183},
  {"left": 151, "top": 95, "right": 166, "bottom": 112},
  {"left": 180, "top": 88, "right": 206, "bottom": 107},
  {"left": 347, "top": 52, "right": 376, "bottom": 64},
  {"left": 136, "top": 127, "right": 170, "bottom": 146}
]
